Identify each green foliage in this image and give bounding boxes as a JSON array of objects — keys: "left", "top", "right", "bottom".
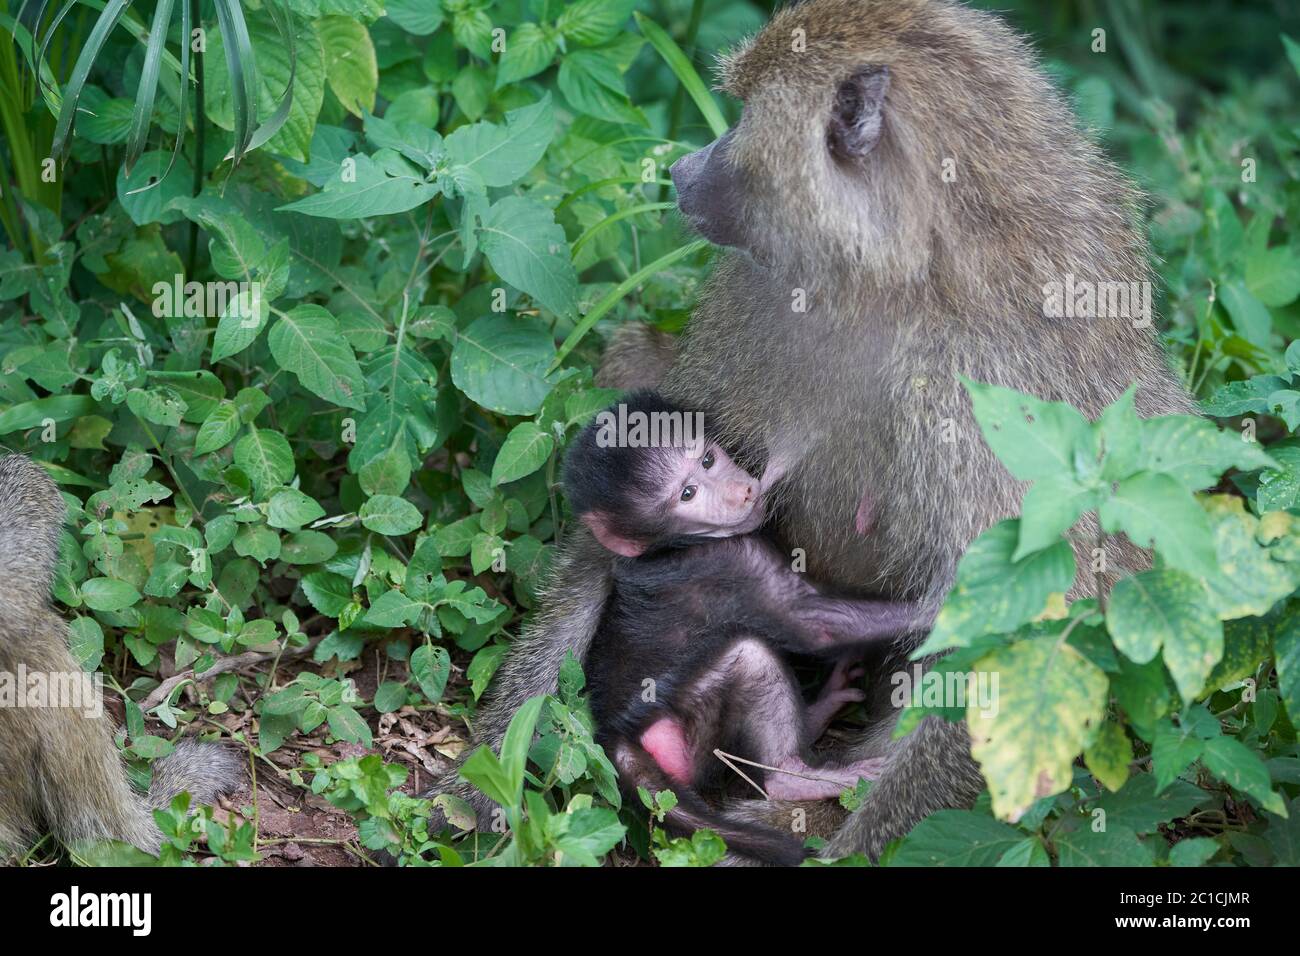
[{"left": 4, "top": 0, "right": 1300, "bottom": 867}]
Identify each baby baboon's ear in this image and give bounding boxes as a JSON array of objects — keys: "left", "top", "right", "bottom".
[
  {"left": 828, "top": 66, "right": 890, "bottom": 160},
  {"left": 582, "top": 511, "right": 646, "bottom": 558}
]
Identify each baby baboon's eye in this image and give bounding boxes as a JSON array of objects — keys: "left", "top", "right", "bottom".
[
  {"left": 681, "top": 485, "right": 697, "bottom": 501},
  {"left": 701, "top": 450, "right": 716, "bottom": 469}
]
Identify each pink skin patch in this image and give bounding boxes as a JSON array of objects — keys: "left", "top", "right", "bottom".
[
  {"left": 855, "top": 490, "right": 875, "bottom": 536},
  {"left": 640, "top": 717, "right": 693, "bottom": 785}
]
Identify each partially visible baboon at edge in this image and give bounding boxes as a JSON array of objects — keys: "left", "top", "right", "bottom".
[
  {"left": 425, "top": 0, "right": 1196, "bottom": 860},
  {"left": 0, "top": 454, "right": 242, "bottom": 856}
]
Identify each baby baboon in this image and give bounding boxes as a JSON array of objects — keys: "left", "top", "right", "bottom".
[
  {"left": 566, "top": 392, "right": 917, "bottom": 864},
  {"left": 426, "top": 0, "right": 1195, "bottom": 861},
  {"left": 0, "top": 454, "right": 241, "bottom": 856}
]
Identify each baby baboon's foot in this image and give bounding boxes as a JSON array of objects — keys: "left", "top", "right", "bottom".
[{"left": 805, "top": 657, "right": 866, "bottom": 738}]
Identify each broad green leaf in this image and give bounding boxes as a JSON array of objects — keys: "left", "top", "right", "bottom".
[
  {"left": 1083, "top": 720, "right": 1132, "bottom": 792},
  {"left": 445, "top": 95, "right": 554, "bottom": 189},
  {"left": 1093, "top": 774, "right": 1207, "bottom": 833},
  {"left": 149, "top": 370, "right": 224, "bottom": 423},
  {"left": 1014, "top": 473, "right": 1099, "bottom": 559},
  {"left": 365, "top": 589, "right": 422, "bottom": 627},
  {"left": 917, "top": 520, "right": 1075, "bottom": 655},
  {"left": 267, "top": 488, "right": 325, "bottom": 530},
  {"left": 962, "top": 378, "right": 1095, "bottom": 482},
  {"left": 211, "top": 290, "right": 270, "bottom": 362},
  {"left": 1168, "top": 837, "right": 1220, "bottom": 867},
  {"left": 327, "top": 704, "right": 373, "bottom": 746},
  {"left": 557, "top": 0, "right": 635, "bottom": 47},
  {"left": 1151, "top": 721, "right": 1204, "bottom": 793},
  {"left": 1218, "top": 281, "right": 1272, "bottom": 347},
  {"left": 1256, "top": 442, "right": 1300, "bottom": 511},
  {"left": 1245, "top": 246, "right": 1300, "bottom": 308},
  {"left": 301, "top": 570, "right": 353, "bottom": 616},
  {"left": 81, "top": 577, "right": 142, "bottom": 612},
  {"left": 1106, "top": 569, "right": 1222, "bottom": 703},
  {"left": 477, "top": 196, "right": 577, "bottom": 318},
  {"left": 556, "top": 47, "right": 646, "bottom": 127},
  {"left": 1201, "top": 736, "right": 1287, "bottom": 816},
  {"left": 359, "top": 494, "right": 423, "bottom": 535},
  {"left": 68, "top": 617, "right": 106, "bottom": 671},
  {"left": 385, "top": 0, "right": 443, "bottom": 34},
  {"left": 116, "top": 150, "right": 193, "bottom": 226},
  {"left": 887, "top": 810, "right": 1025, "bottom": 866},
  {"left": 495, "top": 24, "right": 559, "bottom": 87},
  {"left": 0, "top": 395, "right": 96, "bottom": 434},
  {"left": 1098, "top": 472, "right": 1217, "bottom": 578},
  {"left": 317, "top": 16, "right": 377, "bottom": 117},
  {"left": 126, "top": 387, "right": 186, "bottom": 428},
  {"left": 492, "top": 422, "right": 554, "bottom": 486},
  {"left": 277, "top": 152, "right": 442, "bottom": 219},
  {"left": 1200, "top": 496, "right": 1300, "bottom": 619},
  {"left": 234, "top": 428, "right": 296, "bottom": 495},
  {"left": 450, "top": 314, "right": 558, "bottom": 416},
  {"left": 268, "top": 305, "right": 367, "bottom": 410},
  {"left": 411, "top": 643, "right": 451, "bottom": 702},
  {"left": 1136, "top": 416, "right": 1275, "bottom": 491},
  {"left": 281, "top": 530, "right": 339, "bottom": 564},
  {"left": 1055, "top": 826, "right": 1154, "bottom": 866},
  {"left": 968, "top": 636, "right": 1109, "bottom": 821},
  {"left": 195, "top": 402, "right": 241, "bottom": 455}
]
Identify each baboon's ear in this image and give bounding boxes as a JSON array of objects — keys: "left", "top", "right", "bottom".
[
  {"left": 582, "top": 511, "right": 646, "bottom": 557},
  {"left": 828, "top": 66, "right": 890, "bottom": 160}
]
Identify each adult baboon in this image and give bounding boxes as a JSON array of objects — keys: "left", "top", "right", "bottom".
[{"left": 425, "top": 0, "right": 1194, "bottom": 860}]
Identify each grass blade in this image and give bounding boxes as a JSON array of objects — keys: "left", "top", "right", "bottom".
[
  {"left": 551, "top": 239, "right": 707, "bottom": 370},
  {"left": 634, "top": 11, "right": 727, "bottom": 139},
  {"left": 213, "top": 0, "right": 259, "bottom": 162},
  {"left": 50, "top": 0, "right": 130, "bottom": 160},
  {"left": 124, "top": 0, "right": 175, "bottom": 175},
  {"left": 237, "top": 0, "right": 294, "bottom": 155},
  {"left": 570, "top": 202, "right": 673, "bottom": 257}
]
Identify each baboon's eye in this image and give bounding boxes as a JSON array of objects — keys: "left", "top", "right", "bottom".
[
  {"left": 681, "top": 485, "right": 697, "bottom": 502},
  {"left": 701, "top": 450, "right": 716, "bottom": 469}
]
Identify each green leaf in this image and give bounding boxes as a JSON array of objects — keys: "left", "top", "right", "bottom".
[
  {"left": 267, "top": 489, "right": 325, "bottom": 530},
  {"left": 477, "top": 196, "right": 577, "bottom": 318},
  {"left": 1218, "top": 281, "right": 1272, "bottom": 347},
  {"left": 1083, "top": 720, "right": 1132, "bottom": 792},
  {"left": 1201, "top": 736, "right": 1287, "bottom": 816},
  {"left": 917, "top": 521, "right": 1076, "bottom": 655},
  {"left": 1168, "top": 837, "right": 1219, "bottom": 867},
  {"left": 301, "top": 571, "right": 353, "bottom": 616},
  {"left": 968, "top": 636, "right": 1109, "bottom": 821},
  {"left": 962, "top": 378, "right": 1094, "bottom": 482},
  {"left": 365, "top": 589, "right": 422, "bottom": 628},
  {"left": 1094, "top": 774, "right": 1207, "bottom": 833},
  {"left": 81, "top": 577, "right": 142, "bottom": 612},
  {"left": 126, "top": 387, "right": 187, "bottom": 428},
  {"left": 888, "top": 810, "right": 1026, "bottom": 866},
  {"left": 558, "top": 0, "right": 635, "bottom": 47},
  {"left": 1055, "top": 826, "right": 1154, "bottom": 866},
  {"left": 411, "top": 643, "right": 451, "bottom": 702},
  {"left": 116, "top": 150, "right": 193, "bottom": 226},
  {"left": 268, "top": 305, "right": 367, "bottom": 410},
  {"left": 1151, "top": 721, "right": 1205, "bottom": 792},
  {"left": 1014, "top": 474, "right": 1099, "bottom": 560},
  {"left": 556, "top": 47, "right": 646, "bottom": 126},
  {"left": 1136, "top": 416, "right": 1275, "bottom": 492},
  {"left": 195, "top": 402, "right": 241, "bottom": 455},
  {"left": 445, "top": 95, "right": 555, "bottom": 189},
  {"left": 1245, "top": 246, "right": 1300, "bottom": 308},
  {"left": 1200, "top": 496, "right": 1300, "bottom": 619},
  {"left": 211, "top": 290, "right": 270, "bottom": 362},
  {"left": 149, "top": 370, "right": 224, "bottom": 423},
  {"left": 495, "top": 24, "right": 559, "bottom": 87},
  {"left": 234, "top": 428, "right": 296, "bottom": 496},
  {"left": 327, "top": 705, "right": 373, "bottom": 746},
  {"left": 385, "top": 0, "right": 443, "bottom": 35},
  {"left": 0, "top": 395, "right": 96, "bottom": 434},
  {"left": 450, "top": 314, "right": 558, "bottom": 416},
  {"left": 492, "top": 422, "right": 554, "bottom": 486},
  {"left": 317, "top": 16, "right": 377, "bottom": 117},
  {"left": 359, "top": 494, "right": 423, "bottom": 535},
  {"left": 1098, "top": 472, "right": 1217, "bottom": 578},
  {"left": 1106, "top": 569, "right": 1222, "bottom": 702},
  {"left": 277, "top": 152, "right": 442, "bottom": 219}
]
